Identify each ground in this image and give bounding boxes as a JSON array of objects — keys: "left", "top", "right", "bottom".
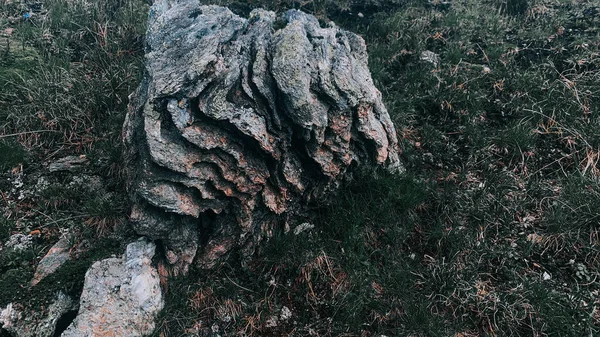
[{"left": 0, "top": 0, "right": 599, "bottom": 336}]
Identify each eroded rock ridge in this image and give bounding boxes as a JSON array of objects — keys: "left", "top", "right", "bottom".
[{"left": 124, "top": 2, "right": 402, "bottom": 272}]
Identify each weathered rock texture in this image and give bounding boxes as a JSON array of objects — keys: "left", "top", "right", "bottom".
[
  {"left": 32, "top": 234, "right": 72, "bottom": 286},
  {"left": 124, "top": 1, "right": 401, "bottom": 272},
  {"left": 0, "top": 292, "right": 74, "bottom": 337},
  {"left": 61, "top": 238, "right": 163, "bottom": 337}
]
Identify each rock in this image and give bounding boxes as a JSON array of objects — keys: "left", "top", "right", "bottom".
[
  {"left": 48, "top": 155, "right": 88, "bottom": 173},
  {"left": 293, "top": 223, "right": 315, "bottom": 235},
  {"left": 420, "top": 50, "right": 440, "bottom": 67},
  {"left": 265, "top": 315, "right": 278, "bottom": 328},
  {"left": 31, "top": 234, "right": 72, "bottom": 286},
  {"left": 68, "top": 174, "right": 104, "bottom": 193},
  {"left": 0, "top": 303, "right": 20, "bottom": 332},
  {"left": 280, "top": 306, "right": 292, "bottom": 321},
  {"left": 4, "top": 234, "right": 33, "bottom": 252},
  {"left": 61, "top": 238, "right": 163, "bottom": 337},
  {"left": 124, "top": 3, "right": 402, "bottom": 272},
  {"left": 0, "top": 292, "right": 75, "bottom": 337}
]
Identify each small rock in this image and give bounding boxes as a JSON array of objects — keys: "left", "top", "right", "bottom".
[
  {"left": 265, "top": 316, "right": 278, "bottom": 328},
  {"left": 68, "top": 174, "right": 104, "bottom": 192},
  {"left": 61, "top": 238, "right": 163, "bottom": 337},
  {"left": 48, "top": 155, "right": 88, "bottom": 173},
  {"left": 542, "top": 271, "right": 551, "bottom": 280},
  {"left": 32, "top": 234, "right": 72, "bottom": 286},
  {"left": 0, "top": 292, "right": 75, "bottom": 337},
  {"left": 5, "top": 233, "right": 33, "bottom": 251},
  {"left": 0, "top": 303, "right": 21, "bottom": 331},
  {"left": 280, "top": 306, "right": 292, "bottom": 321},
  {"left": 35, "top": 176, "right": 50, "bottom": 193},
  {"left": 420, "top": 50, "right": 440, "bottom": 67},
  {"left": 293, "top": 223, "right": 315, "bottom": 235}
]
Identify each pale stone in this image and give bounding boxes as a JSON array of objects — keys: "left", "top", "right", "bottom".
[
  {"left": 0, "top": 292, "right": 74, "bottom": 337},
  {"left": 61, "top": 238, "right": 163, "bottom": 337}
]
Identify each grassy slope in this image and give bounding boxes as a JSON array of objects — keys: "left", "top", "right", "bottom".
[
  {"left": 1, "top": 0, "right": 599, "bottom": 336},
  {"left": 0, "top": 0, "right": 147, "bottom": 313}
]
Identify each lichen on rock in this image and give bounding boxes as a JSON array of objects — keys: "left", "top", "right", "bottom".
[{"left": 124, "top": 1, "right": 402, "bottom": 273}]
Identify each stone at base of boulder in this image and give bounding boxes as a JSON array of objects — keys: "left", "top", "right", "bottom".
[{"left": 61, "top": 238, "right": 163, "bottom": 337}]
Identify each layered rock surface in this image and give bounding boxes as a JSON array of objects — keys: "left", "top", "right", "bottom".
[{"left": 124, "top": 1, "right": 402, "bottom": 272}]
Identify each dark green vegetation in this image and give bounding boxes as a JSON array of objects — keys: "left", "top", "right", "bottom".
[
  {"left": 0, "top": 0, "right": 146, "bottom": 310},
  {"left": 1, "top": 0, "right": 599, "bottom": 336}
]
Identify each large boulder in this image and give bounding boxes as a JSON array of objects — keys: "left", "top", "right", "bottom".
[{"left": 123, "top": 1, "right": 402, "bottom": 273}]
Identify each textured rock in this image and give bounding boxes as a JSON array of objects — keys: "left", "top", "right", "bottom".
[
  {"left": 0, "top": 303, "right": 20, "bottom": 332},
  {"left": 124, "top": 2, "right": 402, "bottom": 272},
  {"left": 48, "top": 155, "right": 88, "bottom": 173},
  {"left": 32, "top": 234, "right": 72, "bottom": 286},
  {"left": 0, "top": 292, "right": 75, "bottom": 337},
  {"left": 4, "top": 234, "right": 33, "bottom": 252},
  {"left": 420, "top": 50, "right": 440, "bottom": 67},
  {"left": 61, "top": 238, "right": 163, "bottom": 337}
]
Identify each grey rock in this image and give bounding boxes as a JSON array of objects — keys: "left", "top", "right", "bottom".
[
  {"left": 280, "top": 306, "right": 292, "bottom": 321},
  {"left": 293, "top": 223, "right": 315, "bottom": 235},
  {"left": 4, "top": 233, "right": 33, "bottom": 252},
  {"left": 0, "top": 303, "right": 20, "bottom": 332},
  {"left": 124, "top": 2, "right": 402, "bottom": 272},
  {"left": 31, "top": 234, "right": 72, "bottom": 286},
  {"left": 48, "top": 155, "right": 88, "bottom": 173},
  {"left": 61, "top": 238, "right": 163, "bottom": 337},
  {"left": 0, "top": 292, "right": 75, "bottom": 337},
  {"left": 420, "top": 50, "right": 440, "bottom": 67}
]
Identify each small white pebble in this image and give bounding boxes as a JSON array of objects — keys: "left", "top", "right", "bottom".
[
  {"left": 280, "top": 306, "right": 292, "bottom": 321},
  {"left": 542, "top": 271, "right": 551, "bottom": 280}
]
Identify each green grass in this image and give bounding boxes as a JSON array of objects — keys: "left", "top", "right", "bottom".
[
  {"left": 0, "top": 0, "right": 147, "bottom": 316},
  {"left": 0, "top": 139, "right": 28, "bottom": 171},
  {"left": 2, "top": 0, "right": 600, "bottom": 336}
]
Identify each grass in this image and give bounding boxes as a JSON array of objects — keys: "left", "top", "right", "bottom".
[
  {"left": 2, "top": 0, "right": 600, "bottom": 336},
  {"left": 0, "top": 0, "right": 146, "bottom": 313}
]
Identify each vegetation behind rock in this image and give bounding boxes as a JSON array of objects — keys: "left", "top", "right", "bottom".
[{"left": 1, "top": 0, "right": 599, "bottom": 336}]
